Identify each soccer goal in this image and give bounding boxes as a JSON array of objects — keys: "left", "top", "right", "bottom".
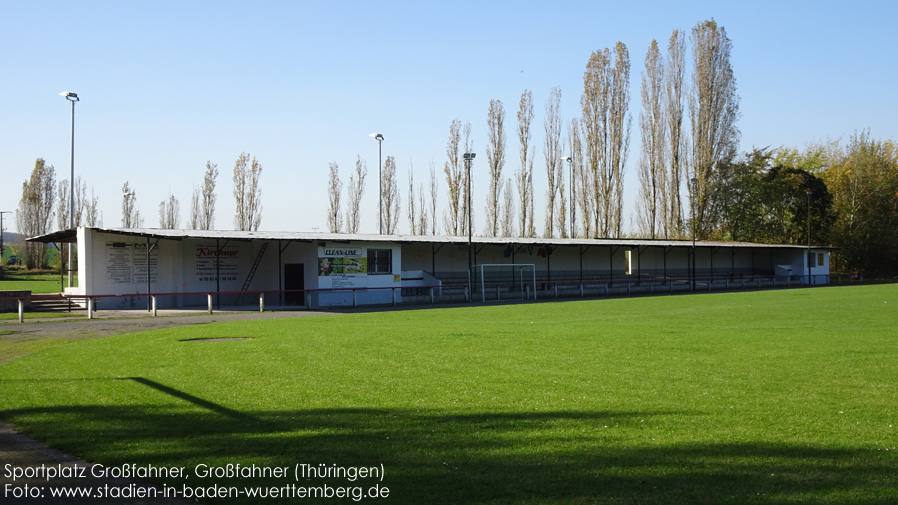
[{"left": 471, "top": 264, "right": 537, "bottom": 302}]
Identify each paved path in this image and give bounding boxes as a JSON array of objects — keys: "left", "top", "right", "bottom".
[{"left": 0, "top": 308, "right": 334, "bottom": 504}]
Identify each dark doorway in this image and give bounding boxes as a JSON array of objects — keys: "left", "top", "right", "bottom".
[{"left": 284, "top": 263, "right": 305, "bottom": 305}]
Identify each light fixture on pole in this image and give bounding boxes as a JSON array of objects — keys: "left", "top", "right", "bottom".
[
  {"left": 806, "top": 189, "right": 813, "bottom": 285},
  {"left": 561, "top": 156, "right": 574, "bottom": 238},
  {"left": 60, "top": 91, "right": 79, "bottom": 288},
  {"left": 690, "top": 177, "right": 698, "bottom": 292},
  {"left": 464, "top": 152, "right": 476, "bottom": 301},
  {"left": 369, "top": 133, "right": 384, "bottom": 234}
]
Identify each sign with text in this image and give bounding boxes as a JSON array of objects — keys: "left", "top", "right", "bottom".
[{"left": 195, "top": 246, "right": 240, "bottom": 283}]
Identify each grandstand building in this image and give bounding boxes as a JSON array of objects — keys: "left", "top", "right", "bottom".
[{"left": 29, "top": 227, "right": 832, "bottom": 310}]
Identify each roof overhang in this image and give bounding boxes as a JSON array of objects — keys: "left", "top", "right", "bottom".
[{"left": 25, "top": 227, "right": 837, "bottom": 251}]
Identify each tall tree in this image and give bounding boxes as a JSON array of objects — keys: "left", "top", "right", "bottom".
[
  {"left": 83, "top": 187, "right": 100, "bottom": 227},
  {"left": 326, "top": 162, "right": 343, "bottom": 233},
  {"left": 664, "top": 29, "right": 687, "bottom": 238},
  {"left": 570, "top": 118, "right": 591, "bottom": 238},
  {"left": 417, "top": 174, "right": 429, "bottom": 236},
  {"left": 346, "top": 155, "right": 367, "bottom": 234},
  {"left": 516, "top": 90, "right": 536, "bottom": 237},
  {"left": 443, "top": 119, "right": 463, "bottom": 235},
  {"left": 719, "top": 149, "right": 835, "bottom": 246},
  {"left": 544, "top": 87, "right": 563, "bottom": 237},
  {"left": 689, "top": 19, "right": 740, "bottom": 239},
  {"left": 158, "top": 192, "right": 180, "bottom": 229},
  {"left": 429, "top": 163, "right": 438, "bottom": 235},
  {"left": 200, "top": 160, "right": 218, "bottom": 230},
  {"left": 232, "top": 152, "right": 263, "bottom": 231},
  {"left": 381, "top": 155, "right": 400, "bottom": 234},
  {"left": 822, "top": 132, "right": 898, "bottom": 274},
  {"left": 407, "top": 165, "right": 418, "bottom": 235},
  {"left": 636, "top": 39, "right": 666, "bottom": 238},
  {"left": 582, "top": 48, "right": 613, "bottom": 237},
  {"left": 501, "top": 178, "right": 515, "bottom": 237},
  {"left": 608, "top": 41, "right": 631, "bottom": 237},
  {"left": 15, "top": 159, "right": 56, "bottom": 269},
  {"left": 56, "top": 176, "right": 86, "bottom": 231},
  {"left": 485, "top": 99, "right": 506, "bottom": 237},
  {"left": 120, "top": 181, "right": 142, "bottom": 228},
  {"left": 189, "top": 186, "right": 202, "bottom": 230}
]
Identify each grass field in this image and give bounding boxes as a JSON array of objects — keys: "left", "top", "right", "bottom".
[
  {"left": 0, "top": 269, "right": 68, "bottom": 294},
  {"left": 0, "top": 285, "right": 896, "bottom": 504}
]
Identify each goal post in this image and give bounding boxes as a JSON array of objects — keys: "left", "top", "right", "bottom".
[{"left": 471, "top": 264, "right": 536, "bottom": 302}]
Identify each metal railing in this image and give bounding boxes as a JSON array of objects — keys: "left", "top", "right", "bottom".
[{"left": 0, "top": 273, "right": 843, "bottom": 323}]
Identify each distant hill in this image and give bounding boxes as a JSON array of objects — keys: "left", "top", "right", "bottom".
[{"left": 2, "top": 231, "right": 21, "bottom": 245}]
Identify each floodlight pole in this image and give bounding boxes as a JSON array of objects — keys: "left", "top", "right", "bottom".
[
  {"left": 562, "top": 156, "right": 574, "bottom": 238},
  {"left": 464, "top": 152, "right": 476, "bottom": 301},
  {"left": 806, "top": 189, "right": 813, "bottom": 285},
  {"left": 370, "top": 133, "right": 384, "bottom": 234},
  {"left": 691, "top": 177, "right": 698, "bottom": 292},
  {"left": 61, "top": 92, "right": 79, "bottom": 288}
]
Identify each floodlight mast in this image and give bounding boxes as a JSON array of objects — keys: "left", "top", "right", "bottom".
[
  {"left": 369, "top": 133, "right": 384, "bottom": 234},
  {"left": 561, "top": 156, "right": 573, "bottom": 238},
  {"left": 464, "top": 152, "right": 475, "bottom": 301},
  {"left": 60, "top": 91, "right": 79, "bottom": 288},
  {"left": 806, "top": 189, "right": 813, "bottom": 285},
  {"left": 690, "top": 177, "right": 698, "bottom": 291}
]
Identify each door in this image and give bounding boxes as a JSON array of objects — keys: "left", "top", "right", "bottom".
[{"left": 284, "top": 263, "right": 305, "bottom": 305}]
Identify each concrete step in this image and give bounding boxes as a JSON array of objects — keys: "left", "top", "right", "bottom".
[{"left": 30, "top": 297, "right": 83, "bottom": 313}]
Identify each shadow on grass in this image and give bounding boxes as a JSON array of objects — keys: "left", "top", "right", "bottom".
[{"left": 3, "top": 389, "right": 896, "bottom": 505}]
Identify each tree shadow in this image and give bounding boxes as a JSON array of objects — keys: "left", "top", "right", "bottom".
[{"left": 3, "top": 380, "right": 896, "bottom": 505}]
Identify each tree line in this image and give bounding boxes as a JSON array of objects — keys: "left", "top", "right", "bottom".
[
  {"left": 12, "top": 19, "right": 896, "bottom": 276},
  {"left": 13, "top": 152, "right": 264, "bottom": 269},
  {"left": 324, "top": 18, "right": 897, "bottom": 275}
]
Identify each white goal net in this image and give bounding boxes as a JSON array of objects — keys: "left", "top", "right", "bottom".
[{"left": 471, "top": 264, "right": 537, "bottom": 302}]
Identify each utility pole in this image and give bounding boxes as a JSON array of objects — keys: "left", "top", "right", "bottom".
[{"left": 0, "top": 211, "right": 10, "bottom": 268}]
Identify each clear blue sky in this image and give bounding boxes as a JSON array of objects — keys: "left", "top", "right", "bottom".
[{"left": 2, "top": 0, "right": 896, "bottom": 235}]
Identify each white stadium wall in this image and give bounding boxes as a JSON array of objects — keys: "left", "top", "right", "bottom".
[{"left": 63, "top": 228, "right": 830, "bottom": 310}]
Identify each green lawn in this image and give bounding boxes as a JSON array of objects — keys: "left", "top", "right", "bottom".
[
  {"left": 0, "top": 270, "right": 68, "bottom": 294},
  {"left": 1, "top": 285, "right": 896, "bottom": 504}
]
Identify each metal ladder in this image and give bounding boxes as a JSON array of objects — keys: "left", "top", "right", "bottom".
[{"left": 234, "top": 242, "right": 269, "bottom": 305}]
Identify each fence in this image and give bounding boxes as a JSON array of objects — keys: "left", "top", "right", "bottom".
[{"left": 1, "top": 273, "right": 847, "bottom": 323}]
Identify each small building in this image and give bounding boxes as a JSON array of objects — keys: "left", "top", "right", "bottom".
[{"left": 29, "top": 227, "right": 832, "bottom": 310}]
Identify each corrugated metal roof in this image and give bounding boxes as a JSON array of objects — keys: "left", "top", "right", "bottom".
[{"left": 27, "top": 226, "right": 833, "bottom": 250}]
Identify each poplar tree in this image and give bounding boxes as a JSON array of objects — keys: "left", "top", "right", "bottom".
[
  {"left": 608, "top": 41, "right": 631, "bottom": 237},
  {"left": 637, "top": 39, "right": 665, "bottom": 238},
  {"left": 121, "top": 181, "right": 142, "bottom": 228},
  {"left": 543, "top": 87, "right": 563, "bottom": 238},
  {"left": 485, "top": 99, "right": 506, "bottom": 237},
  {"left": 232, "top": 152, "right": 263, "bottom": 231},
  {"left": 689, "top": 19, "right": 740, "bottom": 239},
  {"left": 200, "top": 161, "right": 218, "bottom": 230},
  {"left": 381, "top": 155, "right": 400, "bottom": 234},
  {"left": 665, "top": 29, "right": 687, "bottom": 238},
  {"left": 345, "top": 156, "right": 367, "bottom": 234},
  {"left": 326, "top": 162, "right": 342, "bottom": 233},
  {"left": 15, "top": 159, "right": 55, "bottom": 269},
  {"left": 158, "top": 192, "right": 180, "bottom": 229},
  {"left": 516, "top": 90, "right": 536, "bottom": 237},
  {"left": 581, "top": 48, "right": 612, "bottom": 237},
  {"left": 443, "top": 119, "right": 463, "bottom": 235}
]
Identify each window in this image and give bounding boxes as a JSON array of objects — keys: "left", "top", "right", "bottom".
[
  {"left": 367, "top": 249, "right": 393, "bottom": 275},
  {"left": 817, "top": 253, "right": 824, "bottom": 267}
]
